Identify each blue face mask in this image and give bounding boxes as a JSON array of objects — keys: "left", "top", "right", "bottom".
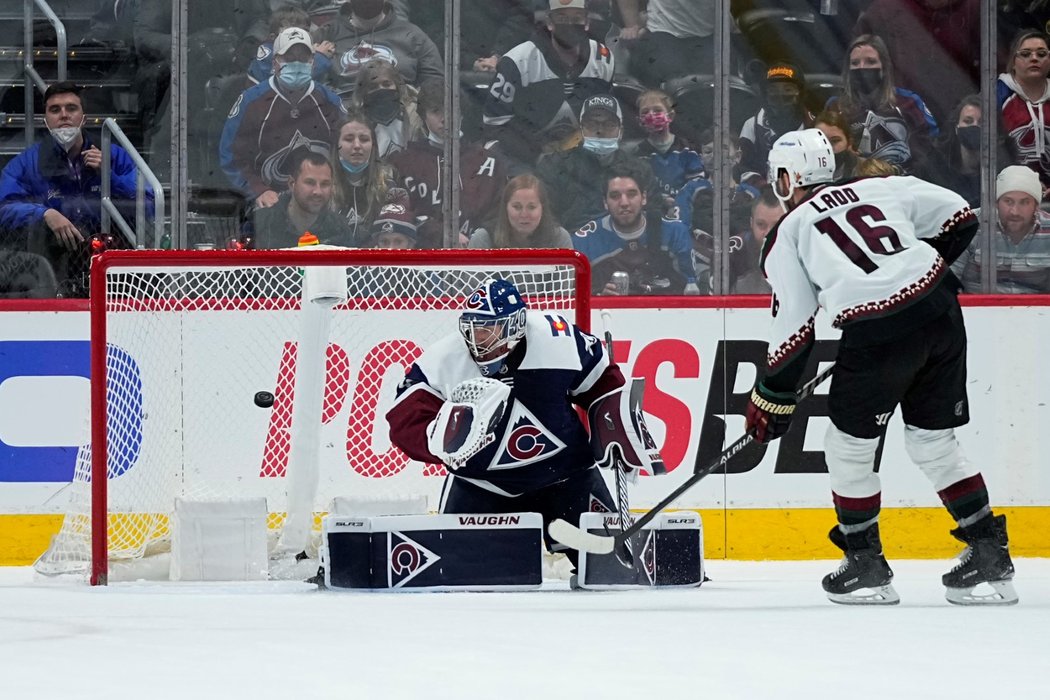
[
  {"left": 340, "top": 158, "right": 369, "bottom": 175},
  {"left": 277, "top": 61, "right": 313, "bottom": 90},
  {"left": 582, "top": 136, "right": 619, "bottom": 156}
]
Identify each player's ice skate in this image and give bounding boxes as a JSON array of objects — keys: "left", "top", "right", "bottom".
[
  {"left": 821, "top": 524, "right": 899, "bottom": 606},
  {"left": 942, "top": 514, "right": 1018, "bottom": 606}
]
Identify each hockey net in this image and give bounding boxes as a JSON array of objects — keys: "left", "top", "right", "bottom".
[{"left": 34, "top": 248, "right": 589, "bottom": 584}]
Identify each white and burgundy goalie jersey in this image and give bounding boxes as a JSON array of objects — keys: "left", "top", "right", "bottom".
[
  {"left": 760, "top": 175, "right": 975, "bottom": 374},
  {"left": 386, "top": 312, "right": 624, "bottom": 497}
]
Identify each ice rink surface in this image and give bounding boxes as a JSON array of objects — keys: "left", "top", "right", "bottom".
[{"left": 2, "top": 559, "right": 1047, "bottom": 700}]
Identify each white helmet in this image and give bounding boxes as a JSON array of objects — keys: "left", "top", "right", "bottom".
[{"left": 767, "top": 128, "right": 835, "bottom": 209}]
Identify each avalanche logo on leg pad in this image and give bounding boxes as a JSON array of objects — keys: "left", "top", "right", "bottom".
[{"left": 388, "top": 532, "right": 440, "bottom": 588}]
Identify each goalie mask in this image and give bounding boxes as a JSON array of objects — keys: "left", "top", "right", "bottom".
[
  {"left": 767, "top": 128, "right": 835, "bottom": 211},
  {"left": 459, "top": 278, "right": 528, "bottom": 377}
]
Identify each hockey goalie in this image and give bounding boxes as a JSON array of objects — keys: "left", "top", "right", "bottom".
[{"left": 385, "top": 278, "right": 664, "bottom": 566}]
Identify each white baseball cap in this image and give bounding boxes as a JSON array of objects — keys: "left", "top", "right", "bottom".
[
  {"left": 996, "top": 165, "right": 1042, "bottom": 203},
  {"left": 274, "top": 27, "right": 313, "bottom": 56},
  {"left": 549, "top": 0, "right": 587, "bottom": 11}
]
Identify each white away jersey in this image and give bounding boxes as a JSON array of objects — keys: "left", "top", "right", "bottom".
[{"left": 760, "top": 176, "right": 973, "bottom": 371}]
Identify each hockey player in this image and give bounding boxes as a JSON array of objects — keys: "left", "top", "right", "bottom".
[
  {"left": 386, "top": 278, "right": 664, "bottom": 563},
  {"left": 746, "top": 128, "right": 1017, "bottom": 606}
]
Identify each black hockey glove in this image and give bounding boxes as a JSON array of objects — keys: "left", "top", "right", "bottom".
[{"left": 745, "top": 382, "right": 797, "bottom": 443}]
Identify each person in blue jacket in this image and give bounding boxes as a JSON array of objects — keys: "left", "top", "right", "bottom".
[{"left": 0, "top": 82, "right": 154, "bottom": 296}]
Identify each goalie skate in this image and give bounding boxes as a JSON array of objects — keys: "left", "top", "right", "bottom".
[
  {"left": 943, "top": 514, "right": 1018, "bottom": 606},
  {"left": 821, "top": 524, "right": 900, "bottom": 606}
]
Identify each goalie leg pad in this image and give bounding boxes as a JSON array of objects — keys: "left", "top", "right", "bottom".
[{"left": 587, "top": 378, "right": 665, "bottom": 476}]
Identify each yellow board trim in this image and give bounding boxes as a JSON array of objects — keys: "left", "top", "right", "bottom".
[{"left": 3, "top": 507, "right": 1048, "bottom": 566}]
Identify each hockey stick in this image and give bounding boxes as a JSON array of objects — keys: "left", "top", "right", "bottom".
[
  {"left": 549, "top": 361, "right": 836, "bottom": 555},
  {"left": 600, "top": 310, "right": 635, "bottom": 568}
]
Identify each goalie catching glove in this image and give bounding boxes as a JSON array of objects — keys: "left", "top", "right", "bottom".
[
  {"left": 745, "top": 382, "right": 796, "bottom": 443},
  {"left": 426, "top": 377, "right": 511, "bottom": 468},
  {"left": 587, "top": 378, "right": 666, "bottom": 481}
]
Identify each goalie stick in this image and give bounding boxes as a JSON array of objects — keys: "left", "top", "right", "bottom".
[
  {"left": 549, "top": 362, "right": 836, "bottom": 556},
  {"left": 601, "top": 310, "right": 635, "bottom": 568}
]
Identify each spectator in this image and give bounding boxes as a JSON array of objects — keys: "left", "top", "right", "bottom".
[
  {"left": 538, "top": 95, "right": 657, "bottom": 232},
  {"left": 815, "top": 109, "right": 861, "bottom": 181},
  {"left": 953, "top": 165, "right": 1050, "bottom": 294},
  {"left": 482, "top": 0, "right": 615, "bottom": 169},
  {"left": 571, "top": 162, "right": 697, "bottom": 295},
  {"left": 826, "top": 34, "right": 939, "bottom": 175},
  {"left": 927, "top": 94, "right": 1006, "bottom": 208},
  {"left": 998, "top": 29, "right": 1050, "bottom": 190},
  {"left": 738, "top": 62, "right": 815, "bottom": 180},
  {"left": 853, "top": 0, "right": 980, "bottom": 127},
  {"left": 247, "top": 4, "right": 335, "bottom": 86},
  {"left": 389, "top": 79, "right": 507, "bottom": 248},
  {"left": 0, "top": 82, "right": 154, "bottom": 297},
  {"left": 331, "top": 113, "right": 399, "bottom": 246},
  {"left": 245, "top": 150, "right": 353, "bottom": 248},
  {"left": 469, "top": 174, "right": 572, "bottom": 249},
  {"left": 347, "top": 59, "right": 424, "bottom": 158},
  {"left": 688, "top": 183, "right": 774, "bottom": 294},
  {"left": 406, "top": 0, "right": 543, "bottom": 73},
  {"left": 220, "top": 27, "right": 347, "bottom": 209},
  {"left": 616, "top": 0, "right": 715, "bottom": 86},
  {"left": 633, "top": 89, "right": 707, "bottom": 207},
  {"left": 320, "top": 0, "right": 443, "bottom": 94},
  {"left": 371, "top": 199, "right": 418, "bottom": 249},
  {"left": 0, "top": 251, "right": 58, "bottom": 299}
]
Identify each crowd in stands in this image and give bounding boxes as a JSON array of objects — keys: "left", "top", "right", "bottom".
[{"left": 1, "top": 0, "right": 1049, "bottom": 297}]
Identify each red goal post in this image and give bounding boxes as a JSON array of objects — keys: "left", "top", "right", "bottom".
[{"left": 35, "top": 248, "right": 590, "bottom": 585}]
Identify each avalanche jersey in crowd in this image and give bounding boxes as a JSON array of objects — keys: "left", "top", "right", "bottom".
[
  {"left": 998, "top": 73, "right": 1050, "bottom": 186},
  {"left": 826, "top": 90, "right": 938, "bottom": 170},
  {"left": 572, "top": 214, "right": 696, "bottom": 294},
  {"left": 483, "top": 34, "right": 614, "bottom": 154},
  {"left": 633, "top": 136, "right": 706, "bottom": 199},
  {"left": 219, "top": 78, "right": 346, "bottom": 197},
  {"left": 386, "top": 312, "right": 621, "bottom": 497},
  {"left": 387, "top": 139, "right": 506, "bottom": 248},
  {"left": 760, "top": 176, "right": 974, "bottom": 377}
]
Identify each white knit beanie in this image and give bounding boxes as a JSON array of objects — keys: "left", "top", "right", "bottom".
[{"left": 996, "top": 165, "right": 1042, "bottom": 202}]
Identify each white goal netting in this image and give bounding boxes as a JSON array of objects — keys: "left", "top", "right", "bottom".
[{"left": 34, "top": 249, "right": 586, "bottom": 583}]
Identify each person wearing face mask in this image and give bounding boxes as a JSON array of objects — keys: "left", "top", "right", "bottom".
[
  {"left": 928, "top": 95, "right": 1011, "bottom": 209},
  {"left": 319, "top": 0, "right": 443, "bottom": 95},
  {"left": 220, "top": 27, "right": 348, "bottom": 211},
  {"left": 348, "top": 59, "right": 424, "bottom": 159},
  {"left": 824, "top": 34, "right": 938, "bottom": 176},
  {"left": 330, "top": 113, "right": 399, "bottom": 246},
  {"left": 0, "top": 82, "right": 154, "bottom": 297},
  {"left": 738, "top": 63, "right": 815, "bottom": 182},
  {"left": 482, "top": 0, "right": 615, "bottom": 170},
  {"left": 387, "top": 79, "right": 507, "bottom": 248},
  {"left": 538, "top": 94, "right": 658, "bottom": 233},
  {"left": 633, "top": 89, "right": 708, "bottom": 207},
  {"left": 246, "top": 6, "right": 334, "bottom": 87},
  {"left": 952, "top": 164, "right": 1050, "bottom": 294}
]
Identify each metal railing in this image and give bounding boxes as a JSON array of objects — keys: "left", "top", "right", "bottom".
[
  {"left": 101, "top": 118, "right": 166, "bottom": 249},
  {"left": 23, "top": 0, "right": 66, "bottom": 146}
]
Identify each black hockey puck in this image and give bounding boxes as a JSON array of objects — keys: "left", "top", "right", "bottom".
[{"left": 254, "top": 391, "right": 275, "bottom": 408}]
